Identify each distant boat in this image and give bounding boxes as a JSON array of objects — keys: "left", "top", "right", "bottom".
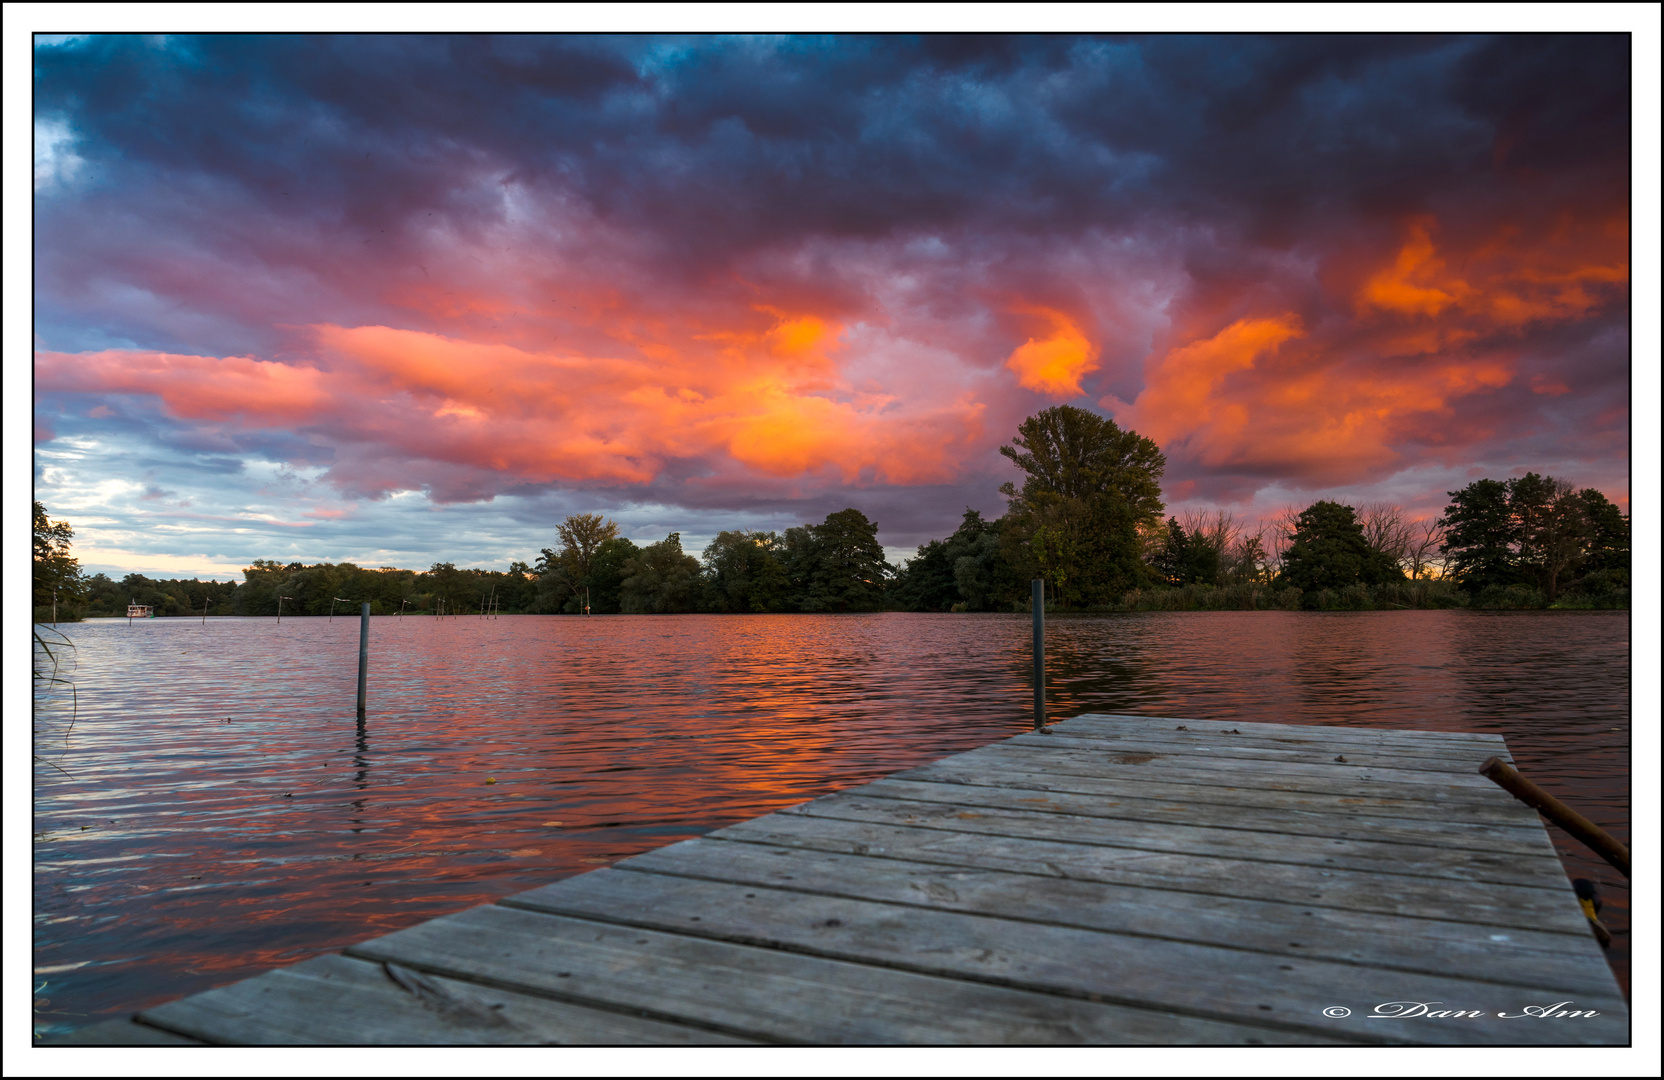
[{"left": 127, "top": 603, "right": 154, "bottom": 618}]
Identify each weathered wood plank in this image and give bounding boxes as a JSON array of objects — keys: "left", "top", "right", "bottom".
[
  {"left": 345, "top": 904, "right": 1333, "bottom": 1044},
  {"left": 958, "top": 742, "right": 1509, "bottom": 799},
  {"left": 1047, "top": 718, "right": 1510, "bottom": 757},
  {"left": 504, "top": 868, "right": 1628, "bottom": 1045},
  {"left": 922, "top": 755, "right": 1531, "bottom": 810},
  {"left": 1066, "top": 714, "right": 1508, "bottom": 745},
  {"left": 45, "top": 1018, "right": 206, "bottom": 1046},
  {"left": 859, "top": 777, "right": 1553, "bottom": 854},
  {"left": 983, "top": 739, "right": 1504, "bottom": 787},
  {"left": 710, "top": 813, "right": 1597, "bottom": 933},
  {"left": 998, "top": 732, "right": 1510, "bottom": 775},
  {"left": 616, "top": 838, "right": 1615, "bottom": 992},
  {"left": 786, "top": 792, "right": 1572, "bottom": 887},
  {"left": 1013, "top": 731, "right": 1508, "bottom": 771},
  {"left": 1050, "top": 714, "right": 1508, "bottom": 747},
  {"left": 897, "top": 759, "right": 1539, "bottom": 826},
  {"left": 136, "top": 952, "right": 744, "bottom": 1045}
]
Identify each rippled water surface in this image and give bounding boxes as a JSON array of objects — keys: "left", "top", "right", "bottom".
[{"left": 32, "top": 611, "right": 1631, "bottom": 1036}]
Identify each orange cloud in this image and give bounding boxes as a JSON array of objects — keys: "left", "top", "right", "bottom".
[
  {"left": 1004, "top": 308, "right": 1098, "bottom": 397},
  {"left": 1359, "top": 218, "right": 1627, "bottom": 330},
  {"left": 34, "top": 349, "right": 332, "bottom": 422},
  {"left": 1120, "top": 315, "right": 1305, "bottom": 448},
  {"left": 1105, "top": 214, "right": 1627, "bottom": 486},
  {"left": 1358, "top": 221, "right": 1469, "bottom": 317},
  {"left": 1111, "top": 314, "right": 1517, "bottom": 482},
  {"left": 37, "top": 311, "right": 987, "bottom": 496}
]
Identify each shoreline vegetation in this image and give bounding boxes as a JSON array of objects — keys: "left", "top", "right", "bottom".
[{"left": 34, "top": 408, "right": 1628, "bottom": 623}]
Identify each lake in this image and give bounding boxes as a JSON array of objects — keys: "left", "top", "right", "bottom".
[{"left": 31, "top": 610, "right": 1631, "bottom": 1037}]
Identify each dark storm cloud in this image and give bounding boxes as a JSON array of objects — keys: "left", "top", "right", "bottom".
[{"left": 38, "top": 34, "right": 1624, "bottom": 275}]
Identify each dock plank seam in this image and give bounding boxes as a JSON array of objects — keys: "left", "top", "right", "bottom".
[
  {"left": 1015, "top": 728, "right": 1515, "bottom": 757},
  {"left": 855, "top": 778, "right": 1554, "bottom": 855},
  {"left": 776, "top": 801, "right": 1581, "bottom": 892},
  {"left": 988, "top": 741, "right": 1511, "bottom": 783},
  {"left": 490, "top": 892, "right": 1397, "bottom": 1046},
  {"left": 920, "top": 754, "right": 1522, "bottom": 801},
  {"left": 331, "top": 943, "right": 805, "bottom": 1046},
  {"left": 891, "top": 768, "right": 1543, "bottom": 828},
  {"left": 1068, "top": 715, "right": 1511, "bottom": 742},
  {"left": 893, "top": 771, "right": 1540, "bottom": 820},
  {"left": 785, "top": 794, "right": 1568, "bottom": 869},
  {"left": 592, "top": 852, "right": 1602, "bottom": 991},
  {"left": 694, "top": 832, "right": 1598, "bottom": 942}
]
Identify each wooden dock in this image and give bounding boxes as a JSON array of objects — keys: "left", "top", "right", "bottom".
[{"left": 57, "top": 714, "right": 1628, "bottom": 1046}]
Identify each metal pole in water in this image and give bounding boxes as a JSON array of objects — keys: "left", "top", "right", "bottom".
[
  {"left": 357, "top": 601, "right": 370, "bottom": 718},
  {"left": 1032, "top": 578, "right": 1046, "bottom": 732}
]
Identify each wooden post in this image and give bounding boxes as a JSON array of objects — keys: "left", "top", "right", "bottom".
[
  {"left": 1480, "top": 757, "right": 1629, "bottom": 878},
  {"left": 356, "top": 602, "right": 370, "bottom": 718},
  {"left": 53, "top": 591, "right": 58, "bottom": 628},
  {"left": 1032, "top": 578, "right": 1046, "bottom": 732},
  {"left": 202, "top": 594, "right": 209, "bottom": 625}
]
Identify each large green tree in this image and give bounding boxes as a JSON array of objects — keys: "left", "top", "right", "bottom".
[
  {"left": 785, "top": 508, "right": 891, "bottom": 612},
  {"left": 619, "top": 533, "right": 703, "bottom": 613},
  {"left": 537, "top": 513, "right": 623, "bottom": 612},
  {"left": 1508, "top": 474, "right": 1589, "bottom": 602},
  {"left": 1154, "top": 517, "right": 1221, "bottom": 587},
  {"left": 1438, "top": 479, "right": 1517, "bottom": 592},
  {"left": 998, "top": 406, "right": 1166, "bottom": 524},
  {"left": 585, "top": 537, "right": 641, "bottom": 613},
  {"left": 33, "top": 502, "right": 85, "bottom": 613},
  {"left": 702, "top": 530, "right": 790, "bottom": 612},
  {"left": 952, "top": 520, "right": 1023, "bottom": 611},
  {"left": 890, "top": 509, "right": 1018, "bottom": 612},
  {"left": 1440, "top": 474, "right": 1625, "bottom": 600},
  {"left": 1578, "top": 489, "right": 1630, "bottom": 583},
  {"left": 997, "top": 406, "right": 1165, "bottom": 606},
  {"left": 1277, "top": 501, "right": 1404, "bottom": 595}
]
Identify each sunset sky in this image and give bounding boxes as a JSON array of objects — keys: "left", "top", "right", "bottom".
[{"left": 27, "top": 30, "right": 1645, "bottom": 579}]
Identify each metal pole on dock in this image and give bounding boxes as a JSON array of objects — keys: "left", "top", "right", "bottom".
[
  {"left": 1032, "top": 578, "right": 1046, "bottom": 732},
  {"left": 356, "top": 602, "right": 370, "bottom": 718}
]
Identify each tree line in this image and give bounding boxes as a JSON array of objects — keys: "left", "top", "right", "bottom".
[
  {"left": 30, "top": 499, "right": 894, "bottom": 619},
  {"left": 33, "top": 408, "right": 1627, "bottom": 621},
  {"left": 530, "top": 507, "right": 890, "bottom": 613},
  {"left": 886, "top": 406, "right": 1626, "bottom": 612}
]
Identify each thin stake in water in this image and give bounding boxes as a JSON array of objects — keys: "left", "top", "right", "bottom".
[
  {"left": 1032, "top": 577, "right": 1046, "bottom": 732},
  {"left": 356, "top": 602, "right": 370, "bottom": 718}
]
